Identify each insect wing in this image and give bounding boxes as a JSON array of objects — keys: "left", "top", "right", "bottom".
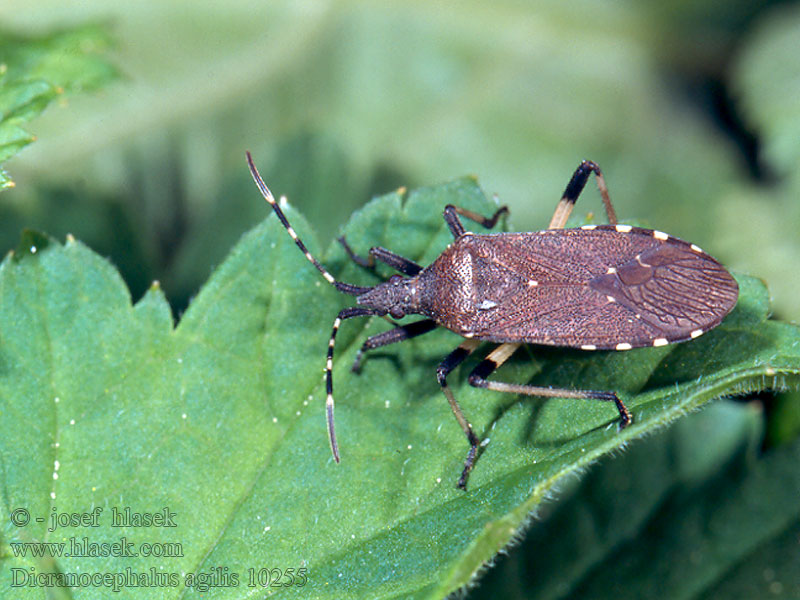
[{"left": 468, "top": 226, "right": 738, "bottom": 349}]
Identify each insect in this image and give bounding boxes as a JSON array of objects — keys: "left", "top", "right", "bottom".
[{"left": 246, "top": 152, "right": 739, "bottom": 489}]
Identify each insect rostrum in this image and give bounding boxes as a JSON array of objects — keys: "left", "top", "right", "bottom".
[{"left": 246, "top": 153, "right": 739, "bottom": 490}]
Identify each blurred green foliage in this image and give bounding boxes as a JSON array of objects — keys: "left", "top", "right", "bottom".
[
  {"left": 0, "top": 1, "right": 799, "bottom": 598},
  {"left": 0, "top": 24, "right": 116, "bottom": 188}
]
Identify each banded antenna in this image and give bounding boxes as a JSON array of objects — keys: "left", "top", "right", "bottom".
[{"left": 246, "top": 152, "right": 385, "bottom": 463}]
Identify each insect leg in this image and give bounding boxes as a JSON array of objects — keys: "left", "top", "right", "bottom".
[
  {"left": 443, "top": 204, "right": 509, "bottom": 239},
  {"left": 548, "top": 160, "right": 617, "bottom": 229},
  {"left": 351, "top": 319, "right": 438, "bottom": 372},
  {"left": 337, "top": 236, "right": 423, "bottom": 276},
  {"left": 325, "top": 307, "right": 387, "bottom": 463},
  {"left": 467, "top": 343, "right": 633, "bottom": 428},
  {"left": 436, "top": 338, "right": 482, "bottom": 489}
]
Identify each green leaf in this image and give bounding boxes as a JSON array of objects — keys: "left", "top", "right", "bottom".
[
  {"left": 0, "top": 24, "right": 117, "bottom": 189},
  {"left": 628, "top": 427, "right": 800, "bottom": 600},
  {"left": 471, "top": 399, "right": 800, "bottom": 600},
  {"left": 1, "top": 178, "right": 798, "bottom": 598},
  {"left": 469, "top": 400, "right": 766, "bottom": 600}
]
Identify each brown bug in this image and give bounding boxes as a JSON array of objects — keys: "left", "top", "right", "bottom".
[{"left": 246, "top": 152, "right": 739, "bottom": 489}]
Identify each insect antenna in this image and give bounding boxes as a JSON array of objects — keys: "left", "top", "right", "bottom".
[
  {"left": 326, "top": 307, "right": 386, "bottom": 461},
  {"left": 247, "top": 151, "right": 383, "bottom": 463},
  {"left": 246, "top": 151, "right": 370, "bottom": 296}
]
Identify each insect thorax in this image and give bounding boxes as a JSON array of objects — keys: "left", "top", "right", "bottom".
[{"left": 415, "top": 235, "right": 512, "bottom": 336}]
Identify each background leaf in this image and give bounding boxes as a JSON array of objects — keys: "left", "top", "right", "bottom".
[
  {"left": 0, "top": 25, "right": 117, "bottom": 189},
  {"left": 1, "top": 179, "right": 798, "bottom": 598},
  {"left": 472, "top": 400, "right": 800, "bottom": 600}
]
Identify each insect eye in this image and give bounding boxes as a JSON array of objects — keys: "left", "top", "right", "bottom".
[
  {"left": 389, "top": 275, "right": 403, "bottom": 285},
  {"left": 390, "top": 307, "right": 405, "bottom": 319}
]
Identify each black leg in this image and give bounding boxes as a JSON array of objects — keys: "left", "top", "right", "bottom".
[
  {"left": 351, "top": 319, "right": 438, "bottom": 372},
  {"left": 467, "top": 342, "right": 632, "bottom": 425},
  {"left": 449, "top": 342, "right": 632, "bottom": 489},
  {"left": 443, "top": 204, "right": 509, "bottom": 239},
  {"left": 435, "top": 339, "right": 482, "bottom": 489},
  {"left": 548, "top": 160, "right": 617, "bottom": 229},
  {"left": 338, "top": 236, "right": 423, "bottom": 277}
]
